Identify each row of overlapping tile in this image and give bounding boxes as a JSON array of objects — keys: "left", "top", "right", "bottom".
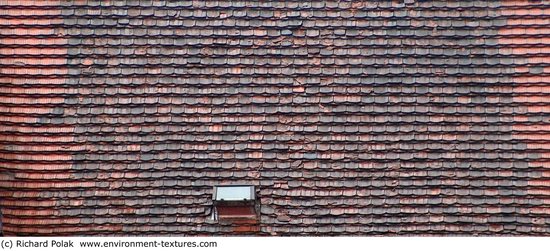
[{"left": 1, "top": 0, "right": 550, "bottom": 235}]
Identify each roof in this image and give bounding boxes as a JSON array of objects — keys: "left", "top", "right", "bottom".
[{"left": 1, "top": 0, "right": 550, "bottom": 236}]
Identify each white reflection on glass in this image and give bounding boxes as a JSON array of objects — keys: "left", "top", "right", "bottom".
[{"left": 215, "top": 186, "right": 252, "bottom": 201}]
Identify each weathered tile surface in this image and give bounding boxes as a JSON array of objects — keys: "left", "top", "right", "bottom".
[{"left": 1, "top": 0, "right": 550, "bottom": 236}]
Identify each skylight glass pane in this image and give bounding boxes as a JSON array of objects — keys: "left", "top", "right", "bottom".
[{"left": 215, "top": 186, "right": 253, "bottom": 201}]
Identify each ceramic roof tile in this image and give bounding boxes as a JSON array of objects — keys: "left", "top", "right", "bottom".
[{"left": 1, "top": 0, "right": 550, "bottom": 236}]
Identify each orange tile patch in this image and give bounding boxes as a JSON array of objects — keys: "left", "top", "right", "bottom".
[
  {"left": 529, "top": 207, "right": 550, "bottom": 215},
  {"left": 0, "top": 8, "right": 62, "bottom": 16},
  {"left": 511, "top": 75, "right": 550, "bottom": 84},
  {"left": 1, "top": 57, "right": 67, "bottom": 66},
  {"left": 0, "top": 125, "right": 74, "bottom": 133},
  {"left": 0, "top": 77, "right": 68, "bottom": 85},
  {"left": 0, "top": 86, "right": 72, "bottom": 95},
  {"left": 3, "top": 217, "right": 81, "bottom": 226},
  {"left": 501, "top": 0, "right": 549, "bottom": 7},
  {"left": 526, "top": 189, "right": 550, "bottom": 195},
  {"left": 1, "top": 226, "right": 54, "bottom": 235},
  {"left": 1, "top": 67, "right": 68, "bottom": 75},
  {"left": 3, "top": 163, "right": 74, "bottom": 171},
  {"left": 500, "top": 7, "right": 550, "bottom": 198},
  {"left": 513, "top": 85, "right": 550, "bottom": 93},
  {"left": 0, "top": 134, "right": 76, "bottom": 143},
  {"left": 0, "top": 208, "right": 58, "bottom": 217},
  {"left": 512, "top": 133, "right": 550, "bottom": 140},
  {"left": 512, "top": 124, "right": 550, "bottom": 132},
  {"left": 13, "top": 172, "right": 74, "bottom": 181},
  {"left": 528, "top": 180, "right": 550, "bottom": 187},
  {"left": 9, "top": 144, "right": 84, "bottom": 152},
  {"left": 502, "top": 26, "right": 550, "bottom": 36},
  {"left": 510, "top": 47, "right": 550, "bottom": 55},
  {"left": 0, "top": 0, "right": 89, "bottom": 236},
  {"left": 0, "top": 96, "right": 66, "bottom": 105},
  {"left": 0, "top": 0, "right": 61, "bottom": 6},
  {"left": 506, "top": 18, "right": 550, "bottom": 26},
  {"left": 530, "top": 162, "right": 550, "bottom": 169},
  {"left": 521, "top": 105, "right": 550, "bottom": 113},
  {"left": 499, "top": 37, "right": 550, "bottom": 45},
  {"left": 0, "top": 199, "right": 58, "bottom": 208},
  {"left": 0, "top": 18, "right": 63, "bottom": 25},
  {"left": 10, "top": 37, "right": 66, "bottom": 45},
  {"left": 1, "top": 180, "right": 96, "bottom": 189},
  {"left": 0, "top": 47, "right": 68, "bottom": 56},
  {"left": 513, "top": 96, "right": 550, "bottom": 103},
  {"left": 0, "top": 115, "right": 40, "bottom": 123},
  {"left": 7, "top": 106, "right": 54, "bottom": 114},
  {"left": 0, "top": 152, "right": 73, "bottom": 161}
]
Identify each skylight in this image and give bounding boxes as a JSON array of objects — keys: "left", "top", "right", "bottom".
[{"left": 213, "top": 185, "right": 255, "bottom": 201}]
